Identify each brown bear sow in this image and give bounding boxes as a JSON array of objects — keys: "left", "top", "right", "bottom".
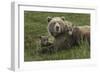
[{"left": 47, "top": 16, "right": 74, "bottom": 50}]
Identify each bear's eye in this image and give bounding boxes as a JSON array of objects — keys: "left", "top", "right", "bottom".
[{"left": 51, "top": 22, "right": 56, "bottom": 25}]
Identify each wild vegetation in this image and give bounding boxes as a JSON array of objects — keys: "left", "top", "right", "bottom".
[{"left": 24, "top": 11, "right": 90, "bottom": 61}]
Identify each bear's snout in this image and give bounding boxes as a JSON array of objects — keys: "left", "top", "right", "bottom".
[
  {"left": 54, "top": 23, "right": 61, "bottom": 33},
  {"left": 56, "top": 26, "right": 59, "bottom": 32}
]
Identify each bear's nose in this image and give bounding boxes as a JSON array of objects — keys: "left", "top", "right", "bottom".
[{"left": 56, "top": 26, "right": 59, "bottom": 31}]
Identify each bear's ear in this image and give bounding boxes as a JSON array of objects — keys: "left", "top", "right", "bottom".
[
  {"left": 47, "top": 16, "right": 52, "bottom": 22},
  {"left": 61, "top": 16, "right": 65, "bottom": 21},
  {"left": 68, "top": 22, "right": 73, "bottom": 27}
]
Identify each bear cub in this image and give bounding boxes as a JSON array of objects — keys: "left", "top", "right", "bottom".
[{"left": 38, "top": 36, "right": 54, "bottom": 54}]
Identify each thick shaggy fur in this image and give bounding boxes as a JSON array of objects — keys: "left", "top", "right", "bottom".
[{"left": 47, "top": 17, "right": 74, "bottom": 50}]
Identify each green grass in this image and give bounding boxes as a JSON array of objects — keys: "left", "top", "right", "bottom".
[{"left": 24, "top": 11, "right": 90, "bottom": 61}]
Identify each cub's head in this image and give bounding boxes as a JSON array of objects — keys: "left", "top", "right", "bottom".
[
  {"left": 65, "top": 21, "right": 73, "bottom": 35},
  {"left": 39, "top": 36, "right": 49, "bottom": 46},
  {"left": 47, "top": 17, "right": 66, "bottom": 37}
]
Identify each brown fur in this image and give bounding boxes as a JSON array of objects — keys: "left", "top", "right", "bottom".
[
  {"left": 47, "top": 17, "right": 74, "bottom": 50},
  {"left": 71, "top": 26, "right": 90, "bottom": 45}
]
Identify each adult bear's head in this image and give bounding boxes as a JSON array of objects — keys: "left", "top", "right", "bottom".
[{"left": 47, "top": 17, "right": 66, "bottom": 37}]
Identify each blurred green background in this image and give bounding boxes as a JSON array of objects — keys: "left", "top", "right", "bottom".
[{"left": 24, "top": 11, "right": 90, "bottom": 61}]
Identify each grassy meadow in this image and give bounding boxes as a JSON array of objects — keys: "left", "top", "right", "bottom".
[{"left": 24, "top": 11, "right": 90, "bottom": 61}]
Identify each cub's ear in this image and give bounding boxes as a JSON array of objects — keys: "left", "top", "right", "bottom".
[
  {"left": 61, "top": 16, "right": 65, "bottom": 21},
  {"left": 47, "top": 16, "right": 52, "bottom": 22},
  {"left": 68, "top": 22, "right": 73, "bottom": 27},
  {"left": 38, "top": 36, "right": 42, "bottom": 39}
]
